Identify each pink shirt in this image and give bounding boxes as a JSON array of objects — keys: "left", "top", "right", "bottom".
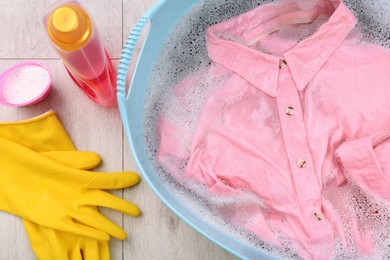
[{"left": 157, "top": 0, "right": 390, "bottom": 258}]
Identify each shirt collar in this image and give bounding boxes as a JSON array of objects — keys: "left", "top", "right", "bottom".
[{"left": 206, "top": 0, "right": 357, "bottom": 97}]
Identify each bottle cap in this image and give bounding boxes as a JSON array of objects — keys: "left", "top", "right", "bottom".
[{"left": 46, "top": 4, "right": 92, "bottom": 51}]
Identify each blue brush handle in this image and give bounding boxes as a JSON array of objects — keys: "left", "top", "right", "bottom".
[{"left": 117, "top": 16, "right": 150, "bottom": 97}]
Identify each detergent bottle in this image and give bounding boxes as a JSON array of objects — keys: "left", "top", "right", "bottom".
[{"left": 43, "top": 0, "right": 116, "bottom": 107}]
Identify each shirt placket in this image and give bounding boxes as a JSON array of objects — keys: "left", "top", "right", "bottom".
[{"left": 275, "top": 57, "right": 335, "bottom": 256}]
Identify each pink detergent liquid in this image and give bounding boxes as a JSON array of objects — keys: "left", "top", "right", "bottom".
[
  {"left": 43, "top": 0, "right": 117, "bottom": 107},
  {"left": 65, "top": 49, "right": 117, "bottom": 107}
]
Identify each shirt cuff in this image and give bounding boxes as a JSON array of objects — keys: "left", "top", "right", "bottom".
[
  {"left": 336, "top": 136, "right": 378, "bottom": 172},
  {"left": 336, "top": 135, "right": 390, "bottom": 201}
]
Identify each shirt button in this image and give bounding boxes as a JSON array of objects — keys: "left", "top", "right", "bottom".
[
  {"left": 297, "top": 159, "right": 306, "bottom": 168},
  {"left": 314, "top": 212, "right": 322, "bottom": 221},
  {"left": 219, "top": 178, "right": 232, "bottom": 187},
  {"left": 279, "top": 59, "right": 287, "bottom": 69},
  {"left": 285, "top": 107, "right": 294, "bottom": 116}
]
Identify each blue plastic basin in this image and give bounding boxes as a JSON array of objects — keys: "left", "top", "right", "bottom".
[{"left": 117, "top": 1, "right": 279, "bottom": 259}]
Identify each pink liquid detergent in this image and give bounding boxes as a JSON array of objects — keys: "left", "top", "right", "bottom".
[
  {"left": 64, "top": 48, "right": 117, "bottom": 107},
  {"left": 43, "top": 0, "right": 117, "bottom": 107}
]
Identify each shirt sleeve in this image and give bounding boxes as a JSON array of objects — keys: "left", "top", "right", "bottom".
[
  {"left": 157, "top": 63, "right": 232, "bottom": 182},
  {"left": 336, "top": 131, "right": 390, "bottom": 201},
  {"left": 156, "top": 74, "right": 198, "bottom": 182}
]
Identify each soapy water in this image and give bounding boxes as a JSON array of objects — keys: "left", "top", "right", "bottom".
[{"left": 143, "top": 0, "right": 390, "bottom": 258}]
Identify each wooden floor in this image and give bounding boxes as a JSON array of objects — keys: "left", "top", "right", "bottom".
[{"left": 0, "top": 0, "right": 236, "bottom": 259}]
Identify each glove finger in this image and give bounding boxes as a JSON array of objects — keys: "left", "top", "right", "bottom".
[
  {"left": 82, "top": 190, "right": 140, "bottom": 217},
  {"left": 80, "top": 237, "right": 100, "bottom": 260},
  {"left": 23, "top": 219, "right": 45, "bottom": 248},
  {"left": 86, "top": 171, "right": 140, "bottom": 189},
  {"left": 99, "top": 241, "right": 110, "bottom": 260},
  {"left": 69, "top": 248, "right": 83, "bottom": 260},
  {"left": 23, "top": 220, "right": 58, "bottom": 260},
  {"left": 72, "top": 208, "right": 127, "bottom": 240},
  {"left": 63, "top": 216, "right": 110, "bottom": 241},
  {"left": 39, "top": 226, "right": 69, "bottom": 260},
  {"left": 41, "top": 151, "right": 101, "bottom": 170}
]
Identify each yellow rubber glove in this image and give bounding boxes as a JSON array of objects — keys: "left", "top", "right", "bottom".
[
  {"left": 0, "top": 111, "right": 130, "bottom": 260},
  {"left": 0, "top": 136, "right": 140, "bottom": 240},
  {"left": 0, "top": 112, "right": 140, "bottom": 260},
  {"left": 26, "top": 223, "right": 110, "bottom": 260},
  {"left": 0, "top": 112, "right": 136, "bottom": 260},
  {"left": 0, "top": 110, "right": 101, "bottom": 170},
  {"left": 22, "top": 151, "right": 111, "bottom": 260}
]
